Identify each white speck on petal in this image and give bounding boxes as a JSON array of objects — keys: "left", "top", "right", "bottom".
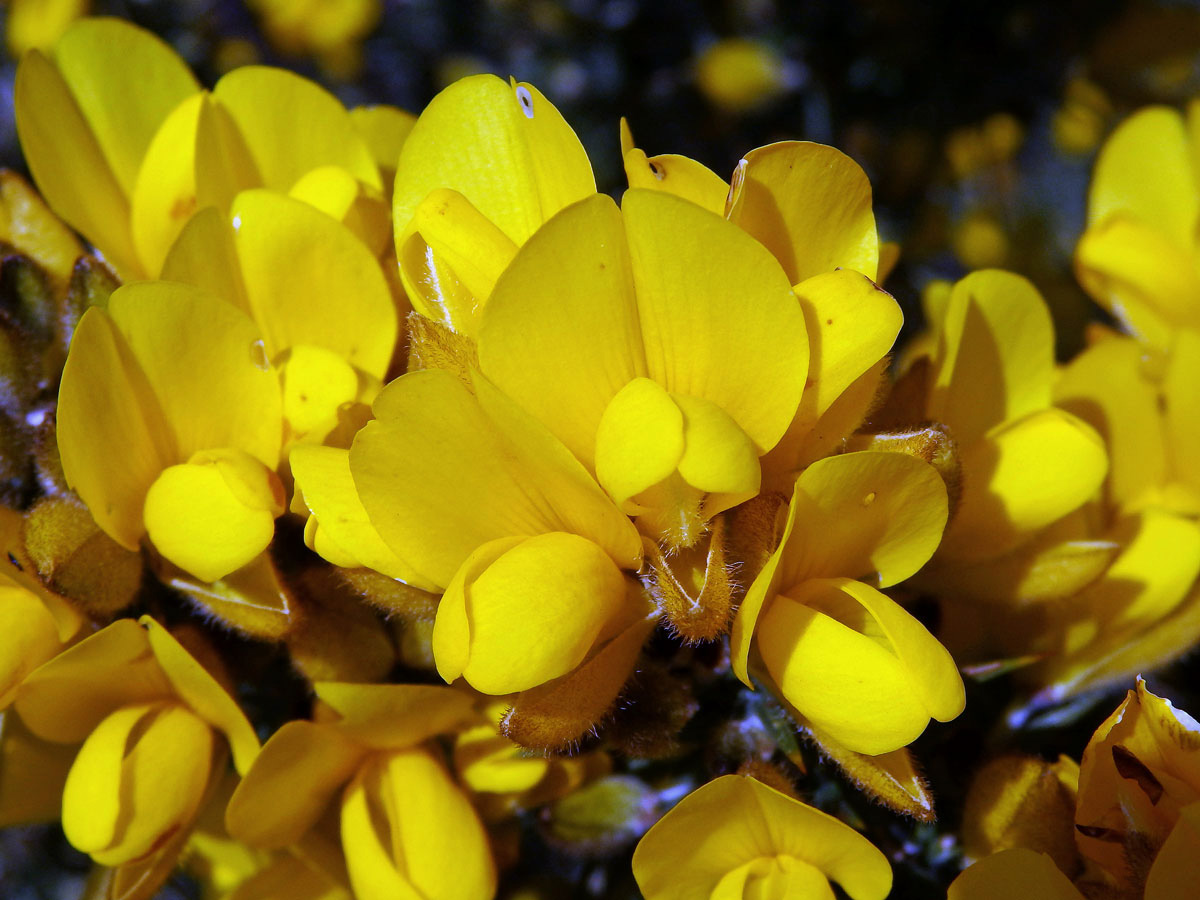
[
  {"left": 231, "top": 214, "right": 242, "bottom": 230},
  {"left": 516, "top": 85, "right": 534, "bottom": 119}
]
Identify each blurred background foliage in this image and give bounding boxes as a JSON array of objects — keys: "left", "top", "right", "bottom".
[{"left": 5, "top": 1, "right": 1200, "bottom": 897}]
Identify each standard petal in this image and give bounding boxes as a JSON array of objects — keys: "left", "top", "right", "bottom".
[
  {"left": 160, "top": 205, "right": 253, "bottom": 315},
  {"left": 948, "top": 850, "right": 1084, "bottom": 900},
  {"left": 763, "top": 271, "right": 901, "bottom": 483},
  {"left": 778, "top": 451, "right": 948, "bottom": 588},
  {"left": 620, "top": 119, "right": 729, "bottom": 215},
  {"left": 1087, "top": 106, "right": 1198, "bottom": 250},
  {"left": 290, "top": 445, "right": 437, "bottom": 589},
  {"left": 929, "top": 269, "right": 1056, "bottom": 449},
  {"left": 433, "top": 532, "right": 631, "bottom": 694},
  {"left": 211, "top": 66, "right": 379, "bottom": 192},
  {"left": 231, "top": 190, "right": 397, "bottom": 378},
  {"left": 726, "top": 141, "right": 878, "bottom": 283},
  {"left": 15, "top": 47, "right": 137, "bottom": 275},
  {"left": 57, "top": 306, "right": 176, "bottom": 548},
  {"left": 632, "top": 774, "right": 891, "bottom": 900},
  {"left": 623, "top": 188, "right": 808, "bottom": 453},
  {"left": 130, "top": 93, "right": 203, "bottom": 277},
  {"left": 1055, "top": 333, "right": 1166, "bottom": 513},
  {"left": 479, "top": 193, "right": 644, "bottom": 467},
  {"left": 393, "top": 74, "right": 594, "bottom": 247},
  {"left": 226, "top": 721, "right": 365, "bottom": 849},
  {"left": 939, "top": 408, "right": 1108, "bottom": 562},
  {"left": 105, "top": 281, "right": 283, "bottom": 467}
]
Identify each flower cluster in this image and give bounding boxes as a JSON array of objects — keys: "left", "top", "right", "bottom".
[{"left": 2, "top": 14, "right": 1200, "bottom": 900}]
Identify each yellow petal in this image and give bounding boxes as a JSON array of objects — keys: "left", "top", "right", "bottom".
[
  {"left": 212, "top": 65, "right": 379, "bottom": 193},
  {"left": 341, "top": 748, "right": 496, "bottom": 900},
  {"left": 50, "top": 19, "right": 199, "bottom": 197},
  {"left": 620, "top": 119, "right": 729, "bottom": 215},
  {"left": 231, "top": 189, "right": 397, "bottom": 378},
  {"left": 351, "top": 368, "right": 640, "bottom": 587},
  {"left": 632, "top": 774, "right": 891, "bottom": 900},
  {"left": 1055, "top": 333, "right": 1166, "bottom": 512},
  {"left": 1165, "top": 330, "right": 1200, "bottom": 495},
  {"left": 5, "top": 0, "right": 87, "bottom": 57},
  {"left": 673, "top": 393, "right": 761, "bottom": 503},
  {"left": 142, "top": 617, "right": 260, "bottom": 775},
  {"left": 940, "top": 409, "right": 1108, "bottom": 562},
  {"left": 291, "top": 445, "right": 436, "bottom": 588},
  {"left": 930, "top": 269, "right": 1055, "bottom": 449},
  {"left": 1145, "top": 802, "right": 1200, "bottom": 900},
  {"left": 57, "top": 305, "right": 175, "bottom": 549},
  {"left": 433, "top": 532, "right": 632, "bottom": 694},
  {"left": 105, "top": 281, "right": 283, "bottom": 466},
  {"left": 193, "top": 93, "right": 262, "bottom": 219},
  {"left": 143, "top": 449, "right": 283, "bottom": 583},
  {"left": 160, "top": 205, "right": 253, "bottom": 314},
  {"left": 948, "top": 849, "right": 1084, "bottom": 900},
  {"left": 0, "top": 710, "right": 78, "bottom": 827},
  {"left": 288, "top": 165, "right": 390, "bottom": 257},
  {"left": 313, "top": 682, "right": 480, "bottom": 749},
  {"left": 351, "top": 104, "right": 417, "bottom": 178},
  {"left": 758, "top": 578, "right": 959, "bottom": 754},
  {"left": 623, "top": 188, "right": 808, "bottom": 452},
  {"left": 1087, "top": 106, "right": 1197, "bottom": 250},
  {"left": 479, "top": 192, "right": 644, "bottom": 468},
  {"left": 393, "top": 74, "right": 594, "bottom": 248},
  {"left": 1075, "top": 215, "right": 1200, "bottom": 339},
  {"left": 406, "top": 187, "right": 519, "bottom": 312},
  {"left": 16, "top": 617, "right": 170, "bottom": 745},
  {"left": 594, "top": 377, "right": 685, "bottom": 509},
  {"left": 726, "top": 142, "right": 878, "bottom": 283},
  {"left": 226, "top": 720, "right": 365, "bottom": 849},
  {"left": 780, "top": 450, "right": 948, "bottom": 588},
  {"left": 15, "top": 47, "right": 137, "bottom": 276},
  {"left": 0, "top": 584, "right": 70, "bottom": 707},
  {"left": 63, "top": 701, "right": 213, "bottom": 865},
  {"left": 130, "top": 93, "right": 203, "bottom": 277}
]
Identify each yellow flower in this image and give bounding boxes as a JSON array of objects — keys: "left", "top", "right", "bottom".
[
  {"left": 632, "top": 774, "right": 892, "bottom": 900},
  {"left": 477, "top": 189, "right": 808, "bottom": 548},
  {"left": 350, "top": 368, "right": 650, "bottom": 693},
  {"left": 13, "top": 617, "right": 258, "bottom": 883},
  {"left": 1076, "top": 104, "right": 1200, "bottom": 349},
  {"left": 392, "top": 73, "right": 596, "bottom": 336},
  {"left": 949, "top": 849, "right": 1085, "bottom": 900},
  {"left": 731, "top": 450, "right": 963, "bottom": 755},
  {"left": 15, "top": 17, "right": 386, "bottom": 279},
  {"left": 226, "top": 682, "right": 496, "bottom": 900},
  {"left": 56, "top": 281, "right": 284, "bottom": 583},
  {"left": 911, "top": 270, "right": 1107, "bottom": 572},
  {"left": 4, "top": 0, "right": 89, "bottom": 58},
  {"left": 1075, "top": 678, "right": 1200, "bottom": 891},
  {"left": 247, "top": 0, "right": 381, "bottom": 78},
  {"left": 619, "top": 131, "right": 900, "bottom": 490},
  {"left": 159, "top": 188, "right": 398, "bottom": 446}
]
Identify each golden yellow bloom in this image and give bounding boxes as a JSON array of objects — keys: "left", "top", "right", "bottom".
[
  {"left": 16, "top": 17, "right": 385, "bottom": 279},
  {"left": 247, "top": 0, "right": 380, "bottom": 78},
  {"left": 13, "top": 617, "right": 258, "bottom": 888},
  {"left": 57, "top": 281, "right": 284, "bottom": 583},
  {"left": 392, "top": 73, "right": 595, "bottom": 336},
  {"left": 478, "top": 189, "right": 807, "bottom": 548},
  {"left": 731, "top": 451, "right": 963, "bottom": 755},
  {"left": 226, "top": 682, "right": 496, "bottom": 900},
  {"left": 633, "top": 774, "right": 892, "bottom": 900}
]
